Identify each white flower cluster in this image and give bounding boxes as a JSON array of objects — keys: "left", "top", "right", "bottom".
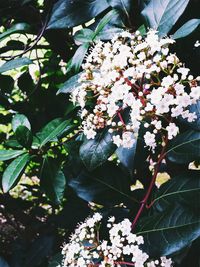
[
  {"left": 61, "top": 213, "right": 173, "bottom": 267},
  {"left": 71, "top": 30, "right": 200, "bottom": 150}
]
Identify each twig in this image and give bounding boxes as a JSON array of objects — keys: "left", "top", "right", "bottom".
[{"left": 131, "top": 136, "right": 168, "bottom": 229}]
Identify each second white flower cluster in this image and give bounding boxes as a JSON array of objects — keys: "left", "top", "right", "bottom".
[{"left": 61, "top": 213, "right": 173, "bottom": 267}]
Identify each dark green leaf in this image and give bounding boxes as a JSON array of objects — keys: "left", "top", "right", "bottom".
[
  {"left": 153, "top": 171, "right": 200, "bottom": 211},
  {"left": 67, "top": 42, "right": 89, "bottom": 74},
  {"left": 57, "top": 71, "right": 83, "bottom": 95},
  {"left": 141, "top": 0, "right": 190, "bottom": 36},
  {"left": 48, "top": 253, "right": 62, "bottom": 267},
  {"left": 15, "top": 125, "right": 33, "bottom": 148},
  {"left": 0, "top": 149, "right": 26, "bottom": 161},
  {"left": 12, "top": 113, "right": 31, "bottom": 132},
  {"left": 80, "top": 130, "right": 116, "bottom": 171},
  {"left": 24, "top": 235, "right": 54, "bottom": 267},
  {"left": 0, "top": 57, "right": 33, "bottom": 73},
  {"left": 107, "top": 0, "right": 133, "bottom": 22},
  {"left": 65, "top": 162, "right": 132, "bottom": 206},
  {"left": 136, "top": 204, "right": 200, "bottom": 257},
  {"left": 173, "top": 19, "right": 200, "bottom": 39},
  {"left": 116, "top": 137, "right": 137, "bottom": 176},
  {"left": 0, "top": 23, "right": 30, "bottom": 41},
  {"left": 0, "top": 257, "right": 10, "bottom": 267},
  {"left": 0, "top": 74, "right": 14, "bottom": 93},
  {"left": 36, "top": 118, "right": 72, "bottom": 147},
  {"left": 18, "top": 71, "right": 34, "bottom": 93},
  {"left": 167, "top": 130, "right": 200, "bottom": 164},
  {"left": 40, "top": 158, "right": 66, "bottom": 204},
  {"left": 47, "top": 0, "right": 109, "bottom": 29},
  {"left": 2, "top": 153, "right": 30, "bottom": 192}
]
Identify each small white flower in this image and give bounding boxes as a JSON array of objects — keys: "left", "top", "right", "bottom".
[
  {"left": 113, "top": 135, "right": 122, "bottom": 147},
  {"left": 161, "top": 75, "right": 174, "bottom": 88},
  {"left": 144, "top": 131, "right": 156, "bottom": 150},
  {"left": 194, "top": 40, "right": 200, "bottom": 47},
  {"left": 166, "top": 123, "right": 179, "bottom": 140}
]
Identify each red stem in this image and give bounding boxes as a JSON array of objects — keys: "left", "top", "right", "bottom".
[
  {"left": 117, "top": 111, "right": 125, "bottom": 126},
  {"left": 131, "top": 138, "right": 168, "bottom": 229},
  {"left": 115, "top": 261, "right": 135, "bottom": 266}
]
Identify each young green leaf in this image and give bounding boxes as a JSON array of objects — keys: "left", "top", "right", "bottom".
[
  {"left": 74, "top": 29, "right": 94, "bottom": 44},
  {"left": 36, "top": 118, "right": 72, "bottom": 147},
  {"left": 0, "top": 57, "right": 33, "bottom": 73},
  {"left": 141, "top": 0, "right": 190, "bottom": 36},
  {"left": 94, "top": 9, "right": 118, "bottom": 37},
  {"left": 172, "top": 19, "right": 200, "bottom": 39},
  {"left": 79, "top": 130, "right": 116, "bottom": 171},
  {"left": 2, "top": 153, "right": 30, "bottom": 193},
  {"left": 66, "top": 43, "right": 89, "bottom": 74},
  {"left": 0, "top": 149, "right": 26, "bottom": 161}
]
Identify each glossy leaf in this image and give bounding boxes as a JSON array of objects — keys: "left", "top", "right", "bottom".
[
  {"left": 67, "top": 42, "right": 89, "bottom": 74},
  {"left": 0, "top": 149, "right": 26, "bottom": 161},
  {"left": 47, "top": 0, "right": 109, "bottom": 29},
  {"left": 94, "top": 9, "right": 119, "bottom": 37},
  {"left": 12, "top": 114, "right": 31, "bottom": 132},
  {"left": 0, "top": 23, "right": 30, "bottom": 41},
  {"left": 66, "top": 162, "right": 132, "bottom": 206},
  {"left": 141, "top": 0, "right": 190, "bottom": 36},
  {"left": 40, "top": 158, "right": 66, "bottom": 204},
  {"left": 137, "top": 24, "right": 147, "bottom": 35},
  {"left": 136, "top": 204, "right": 200, "bottom": 257},
  {"left": 153, "top": 171, "right": 200, "bottom": 211},
  {"left": 57, "top": 72, "right": 84, "bottom": 95},
  {"left": 107, "top": 0, "right": 133, "bottom": 22},
  {"left": 167, "top": 130, "right": 200, "bottom": 164},
  {"left": 36, "top": 118, "right": 71, "bottom": 147},
  {"left": 0, "top": 57, "right": 33, "bottom": 73},
  {"left": 116, "top": 137, "right": 137, "bottom": 176},
  {"left": 173, "top": 19, "right": 200, "bottom": 39},
  {"left": 80, "top": 130, "right": 116, "bottom": 171},
  {"left": 2, "top": 153, "right": 30, "bottom": 192},
  {"left": 94, "top": 9, "right": 125, "bottom": 40},
  {"left": 15, "top": 125, "right": 33, "bottom": 148},
  {"left": 74, "top": 29, "right": 94, "bottom": 44}
]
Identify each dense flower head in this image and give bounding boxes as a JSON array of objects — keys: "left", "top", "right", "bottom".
[
  {"left": 71, "top": 29, "right": 200, "bottom": 151},
  {"left": 61, "top": 213, "right": 173, "bottom": 267}
]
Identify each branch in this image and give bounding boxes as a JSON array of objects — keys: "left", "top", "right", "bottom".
[{"left": 131, "top": 136, "right": 168, "bottom": 229}]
